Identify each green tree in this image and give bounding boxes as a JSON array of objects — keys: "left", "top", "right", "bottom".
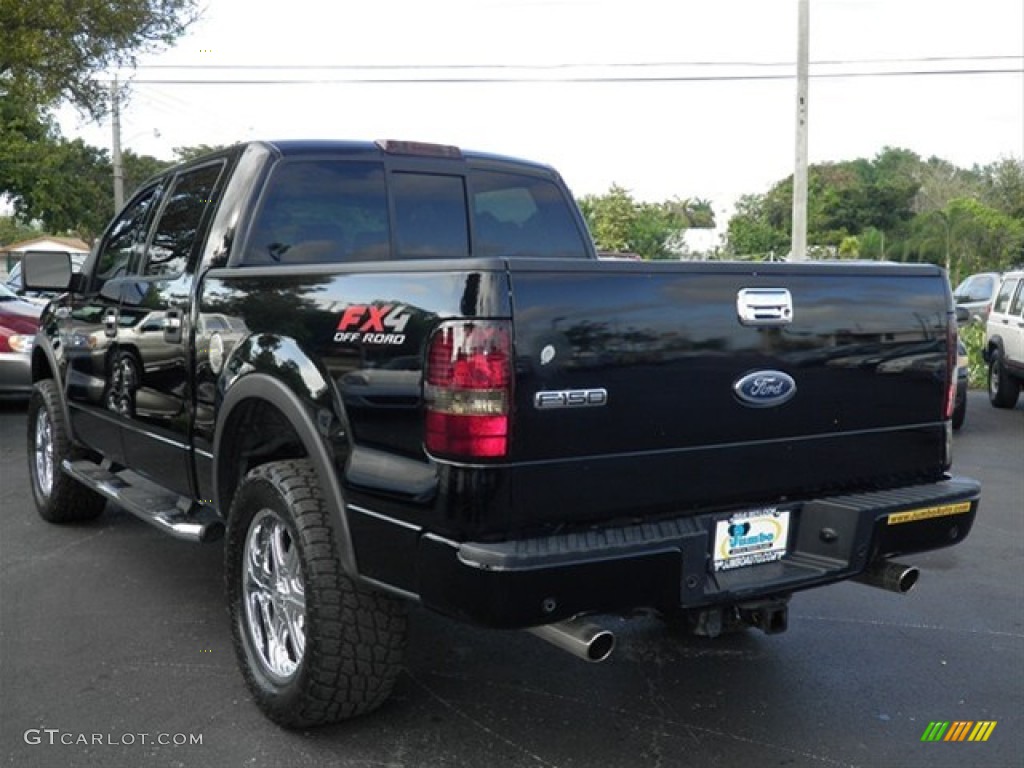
[
  {"left": 0, "top": 215, "right": 39, "bottom": 246},
  {"left": 909, "top": 197, "right": 1024, "bottom": 282},
  {"left": 980, "top": 156, "right": 1024, "bottom": 220},
  {"left": 0, "top": 0, "right": 198, "bottom": 118},
  {"left": 123, "top": 149, "right": 173, "bottom": 197},
  {"left": 578, "top": 185, "right": 706, "bottom": 260},
  {"left": 857, "top": 227, "right": 887, "bottom": 260},
  {"left": 11, "top": 137, "right": 113, "bottom": 240},
  {"left": 726, "top": 193, "right": 790, "bottom": 257},
  {"left": 1, "top": 0, "right": 196, "bottom": 234},
  {"left": 722, "top": 147, "right": 1024, "bottom": 270},
  {"left": 838, "top": 235, "right": 860, "bottom": 259},
  {"left": 2, "top": 121, "right": 170, "bottom": 240},
  {"left": 578, "top": 184, "right": 635, "bottom": 253}
]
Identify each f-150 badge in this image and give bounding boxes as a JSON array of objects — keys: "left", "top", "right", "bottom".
[
  {"left": 733, "top": 370, "right": 796, "bottom": 408},
  {"left": 334, "top": 304, "right": 411, "bottom": 345},
  {"left": 534, "top": 388, "right": 608, "bottom": 409}
]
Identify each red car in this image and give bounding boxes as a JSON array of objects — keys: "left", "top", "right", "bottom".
[{"left": 0, "top": 283, "right": 42, "bottom": 398}]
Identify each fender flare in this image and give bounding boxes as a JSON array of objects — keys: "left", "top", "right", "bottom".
[
  {"left": 30, "top": 335, "right": 73, "bottom": 438},
  {"left": 983, "top": 334, "right": 1005, "bottom": 364},
  {"left": 213, "top": 372, "right": 359, "bottom": 577}
]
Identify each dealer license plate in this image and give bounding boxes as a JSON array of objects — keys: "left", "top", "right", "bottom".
[{"left": 712, "top": 507, "right": 792, "bottom": 572}]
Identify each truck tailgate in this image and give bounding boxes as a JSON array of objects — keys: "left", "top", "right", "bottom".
[{"left": 506, "top": 259, "right": 952, "bottom": 528}]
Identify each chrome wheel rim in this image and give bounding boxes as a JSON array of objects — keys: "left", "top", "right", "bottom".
[
  {"left": 243, "top": 508, "right": 306, "bottom": 682},
  {"left": 989, "top": 359, "right": 999, "bottom": 397},
  {"left": 34, "top": 406, "right": 54, "bottom": 497}
]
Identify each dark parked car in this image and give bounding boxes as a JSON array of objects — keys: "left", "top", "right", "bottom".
[{"left": 0, "top": 284, "right": 43, "bottom": 398}]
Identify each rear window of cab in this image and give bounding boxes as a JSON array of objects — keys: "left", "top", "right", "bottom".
[{"left": 242, "top": 159, "right": 589, "bottom": 265}]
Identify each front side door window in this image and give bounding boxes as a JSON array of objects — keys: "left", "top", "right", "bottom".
[{"left": 91, "top": 186, "right": 160, "bottom": 293}]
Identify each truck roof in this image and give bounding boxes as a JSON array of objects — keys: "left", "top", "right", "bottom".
[{"left": 258, "top": 139, "right": 558, "bottom": 175}]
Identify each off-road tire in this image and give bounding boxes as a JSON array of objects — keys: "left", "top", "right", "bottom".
[
  {"left": 225, "top": 459, "right": 407, "bottom": 728},
  {"left": 27, "top": 379, "right": 106, "bottom": 523},
  {"left": 988, "top": 349, "right": 1020, "bottom": 409}
]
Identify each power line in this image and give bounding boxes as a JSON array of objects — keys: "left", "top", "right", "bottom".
[
  {"left": 109, "top": 67, "right": 1023, "bottom": 86},
  {"left": 122, "top": 54, "right": 1022, "bottom": 71}
]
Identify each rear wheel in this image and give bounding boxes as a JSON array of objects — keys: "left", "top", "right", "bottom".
[
  {"left": 988, "top": 350, "right": 1020, "bottom": 409},
  {"left": 225, "top": 459, "right": 407, "bottom": 728},
  {"left": 27, "top": 379, "right": 106, "bottom": 523}
]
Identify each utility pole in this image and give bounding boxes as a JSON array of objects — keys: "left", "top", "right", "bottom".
[
  {"left": 791, "top": 0, "right": 809, "bottom": 261},
  {"left": 111, "top": 76, "right": 124, "bottom": 213}
]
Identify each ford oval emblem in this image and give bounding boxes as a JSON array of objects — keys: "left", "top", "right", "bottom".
[{"left": 733, "top": 370, "right": 797, "bottom": 408}]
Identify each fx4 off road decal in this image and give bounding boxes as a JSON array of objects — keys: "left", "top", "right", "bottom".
[{"left": 334, "top": 304, "right": 411, "bottom": 345}]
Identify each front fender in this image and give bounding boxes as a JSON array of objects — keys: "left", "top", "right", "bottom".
[
  {"left": 30, "top": 306, "right": 72, "bottom": 436},
  {"left": 983, "top": 335, "right": 1004, "bottom": 364}
]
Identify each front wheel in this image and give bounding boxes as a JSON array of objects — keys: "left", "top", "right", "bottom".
[
  {"left": 27, "top": 379, "right": 106, "bottom": 523},
  {"left": 988, "top": 350, "right": 1020, "bottom": 409},
  {"left": 225, "top": 459, "right": 407, "bottom": 728}
]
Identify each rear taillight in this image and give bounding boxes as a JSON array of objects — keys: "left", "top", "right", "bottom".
[
  {"left": 424, "top": 320, "right": 512, "bottom": 459},
  {"left": 944, "top": 323, "right": 957, "bottom": 420}
]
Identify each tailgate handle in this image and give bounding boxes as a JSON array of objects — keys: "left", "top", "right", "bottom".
[{"left": 737, "top": 288, "right": 793, "bottom": 327}]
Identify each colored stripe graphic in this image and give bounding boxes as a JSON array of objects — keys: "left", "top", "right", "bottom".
[
  {"left": 921, "top": 722, "right": 949, "bottom": 741},
  {"left": 921, "top": 721, "right": 997, "bottom": 742}
]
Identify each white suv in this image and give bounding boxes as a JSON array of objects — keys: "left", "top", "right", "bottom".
[{"left": 984, "top": 270, "right": 1024, "bottom": 409}]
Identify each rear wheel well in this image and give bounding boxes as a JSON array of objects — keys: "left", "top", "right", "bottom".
[{"left": 217, "top": 398, "right": 307, "bottom": 517}]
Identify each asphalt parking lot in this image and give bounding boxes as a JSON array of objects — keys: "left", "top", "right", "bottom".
[{"left": 1, "top": 390, "right": 1021, "bottom": 768}]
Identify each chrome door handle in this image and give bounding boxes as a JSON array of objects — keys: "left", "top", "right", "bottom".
[{"left": 102, "top": 309, "right": 118, "bottom": 338}]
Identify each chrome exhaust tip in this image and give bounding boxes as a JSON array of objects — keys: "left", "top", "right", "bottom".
[
  {"left": 526, "top": 616, "right": 615, "bottom": 663},
  {"left": 854, "top": 560, "right": 920, "bottom": 594}
]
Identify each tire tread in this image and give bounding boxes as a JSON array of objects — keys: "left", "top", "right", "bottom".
[
  {"left": 27, "top": 380, "right": 106, "bottom": 523},
  {"left": 226, "top": 459, "right": 407, "bottom": 728}
]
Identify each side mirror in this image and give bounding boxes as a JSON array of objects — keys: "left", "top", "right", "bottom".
[
  {"left": 22, "top": 251, "right": 73, "bottom": 292},
  {"left": 955, "top": 306, "right": 970, "bottom": 325}
]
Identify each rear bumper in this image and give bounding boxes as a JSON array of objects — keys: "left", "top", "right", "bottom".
[{"left": 413, "top": 477, "right": 981, "bottom": 628}]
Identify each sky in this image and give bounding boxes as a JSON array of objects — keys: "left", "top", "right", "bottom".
[{"left": 59, "top": 0, "right": 1024, "bottom": 224}]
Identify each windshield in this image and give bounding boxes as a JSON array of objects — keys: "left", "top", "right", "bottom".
[{"left": 954, "top": 274, "right": 996, "bottom": 303}]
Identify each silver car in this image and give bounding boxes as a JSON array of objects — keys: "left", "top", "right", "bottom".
[{"left": 953, "top": 272, "right": 1001, "bottom": 324}]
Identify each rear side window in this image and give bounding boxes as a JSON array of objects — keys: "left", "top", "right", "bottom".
[
  {"left": 471, "top": 171, "right": 588, "bottom": 258},
  {"left": 993, "top": 278, "right": 1019, "bottom": 314},
  {"left": 1008, "top": 280, "right": 1024, "bottom": 317},
  {"left": 245, "top": 160, "right": 389, "bottom": 265},
  {"left": 144, "top": 163, "right": 224, "bottom": 277}
]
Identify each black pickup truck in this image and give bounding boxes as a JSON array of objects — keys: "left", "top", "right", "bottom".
[{"left": 24, "top": 140, "right": 981, "bottom": 728}]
